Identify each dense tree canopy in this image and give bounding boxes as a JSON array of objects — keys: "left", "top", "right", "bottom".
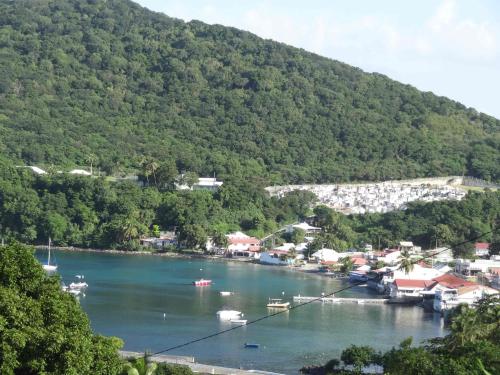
[
  {"left": 0, "top": 0, "right": 499, "bottom": 184},
  {"left": 0, "top": 242, "right": 123, "bottom": 374},
  {"left": 0, "top": 161, "right": 498, "bottom": 253}
]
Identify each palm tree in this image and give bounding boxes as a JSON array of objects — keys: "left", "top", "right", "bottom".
[
  {"left": 122, "top": 354, "right": 157, "bottom": 375},
  {"left": 398, "top": 249, "right": 414, "bottom": 275},
  {"left": 86, "top": 153, "right": 97, "bottom": 175},
  {"left": 340, "top": 257, "right": 355, "bottom": 273}
]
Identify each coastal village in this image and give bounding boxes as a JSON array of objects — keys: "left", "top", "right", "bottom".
[
  {"left": 141, "top": 223, "right": 499, "bottom": 315},
  {"left": 24, "top": 165, "right": 500, "bottom": 314}
]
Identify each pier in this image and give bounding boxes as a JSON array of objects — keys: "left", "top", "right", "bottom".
[
  {"left": 293, "top": 295, "right": 389, "bottom": 304},
  {"left": 120, "top": 351, "right": 285, "bottom": 375}
]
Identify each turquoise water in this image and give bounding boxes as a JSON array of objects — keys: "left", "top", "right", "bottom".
[{"left": 37, "top": 250, "right": 446, "bottom": 373}]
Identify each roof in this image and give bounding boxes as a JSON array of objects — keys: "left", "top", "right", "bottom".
[
  {"left": 475, "top": 242, "right": 490, "bottom": 250},
  {"left": 457, "top": 285, "right": 482, "bottom": 295},
  {"left": 394, "top": 279, "right": 433, "bottom": 288},
  {"left": 292, "top": 222, "right": 321, "bottom": 231},
  {"left": 400, "top": 241, "right": 414, "bottom": 247},
  {"left": 430, "top": 274, "right": 476, "bottom": 289},
  {"left": 353, "top": 258, "right": 368, "bottom": 265}
]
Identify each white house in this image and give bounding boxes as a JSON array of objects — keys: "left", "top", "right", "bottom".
[
  {"left": 176, "top": 176, "right": 223, "bottom": 192},
  {"left": 377, "top": 263, "right": 445, "bottom": 294},
  {"left": 286, "top": 222, "right": 322, "bottom": 234},
  {"left": 389, "top": 279, "right": 433, "bottom": 299},
  {"left": 434, "top": 285, "right": 498, "bottom": 312},
  {"left": 455, "top": 258, "right": 500, "bottom": 276},
  {"left": 312, "top": 248, "right": 340, "bottom": 263},
  {"left": 259, "top": 251, "right": 289, "bottom": 265},
  {"left": 377, "top": 250, "right": 401, "bottom": 265},
  {"left": 474, "top": 243, "right": 490, "bottom": 257}
]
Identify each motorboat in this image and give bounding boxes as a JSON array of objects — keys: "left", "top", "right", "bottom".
[
  {"left": 220, "top": 291, "right": 233, "bottom": 296},
  {"left": 69, "top": 281, "right": 88, "bottom": 290},
  {"left": 42, "top": 238, "right": 57, "bottom": 272},
  {"left": 69, "top": 275, "right": 88, "bottom": 290},
  {"left": 216, "top": 310, "right": 242, "bottom": 320},
  {"left": 266, "top": 298, "right": 290, "bottom": 309},
  {"left": 193, "top": 279, "right": 212, "bottom": 286},
  {"left": 229, "top": 319, "right": 247, "bottom": 325}
]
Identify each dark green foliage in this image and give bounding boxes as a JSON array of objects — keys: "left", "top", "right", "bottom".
[
  {"left": 0, "top": 0, "right": 499, "bottom": 184},
  {"left": 0, "top": 242, "right": 123, "bottom": 374}
]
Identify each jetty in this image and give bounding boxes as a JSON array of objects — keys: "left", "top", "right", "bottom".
[
  {"left": 120, "top": 351, "right": 285, "bottom": 375},
  {"left": 293, "top": 295, "right": 389, "bottom": 304}
]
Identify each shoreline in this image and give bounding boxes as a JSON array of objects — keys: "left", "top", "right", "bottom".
[{"left": 35, "top": 244, "right": 346, "bottom": 281}]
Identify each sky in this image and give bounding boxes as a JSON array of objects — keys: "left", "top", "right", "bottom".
[{"left": 135, "top": 0, "right": 500, "bottom": 118}]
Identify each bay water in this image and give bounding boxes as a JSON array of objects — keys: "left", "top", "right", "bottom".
[{"left": 36, "top": 250, "right": 446, "bottom": 373}]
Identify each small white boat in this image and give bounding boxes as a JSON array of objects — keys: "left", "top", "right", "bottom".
[
  {"left": 216, "top": 310, "right": 242, "bottom": 320},
  {"left": 230, "top": 319, "right": 247, "bottom": 325},
  {"left": 267, "top": 298, "right": 290, "bottom": 309},
  {"left": 42, "top": 238, "right": 58, "bottom": 272},
  {"left": 69, "top": 282, "right": 88, "bottom": 290},
  {"left": 220, "top": 291, "right": 233, "bottom": 296}
]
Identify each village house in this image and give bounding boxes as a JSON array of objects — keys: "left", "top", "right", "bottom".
[
  {"left": 176, "top": 176, "right": 223, "bottom": 192},
  {"left": 286, "top": 222, "right": 322, "bottom": 234},
  {"left": 455, "top": 258, "right": 500, "bottom": 276},
  {"left": 140, "top": 232, "right": 177, "bottom": 250},
  {"left": 474, "top": 242, "right": 490, "bottom": 257},
  {"left": 433, "top": 284, "right": 498, "bottom": 313},
  {"left": 225, "top": 231, "right": 261, "bottom": 257},
  {"left": 389, "top": 279, "right": 434, "bottom": 299},
  {"left": 374, "top": 263, "right": 445, "bottom": 294}
]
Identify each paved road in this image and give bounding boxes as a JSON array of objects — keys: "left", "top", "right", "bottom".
[{"left": 119, "top": 350, "right": 285, "bottom": 375}]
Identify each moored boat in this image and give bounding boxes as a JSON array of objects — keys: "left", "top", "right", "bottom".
[
  {"left": 193, "top": 279, "right": 212, "bottom": 286},
  {"left": 244, "top": 343, "right": 259, "bottom": 348},
  {"left": 42, "top": 238, "right": 58, "bottom": 272},
  {"left": 266, "top": 298, "right": 290, "bottom": 308},
  {"left": 216, "top": 310, "right": 242, "bottom": 320},
  {"left": 230, "top": 319, "right": 247, "bottom": 325},
  {"left": 219, "top": 291, "right": 233, "bottom": 296}
]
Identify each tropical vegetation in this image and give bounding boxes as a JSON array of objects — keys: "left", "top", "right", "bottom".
[
  {"left": 0, "top": 0, "right": 499, "bottom": 185},
  {"left": 0, "top": 160, "right": 498, "bottom": 256}
]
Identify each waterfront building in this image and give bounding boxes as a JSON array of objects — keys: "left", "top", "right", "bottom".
[
  {"left": 455, "top": 258, "right": 500, "bottom": 276},
  {"left": 433, "top": 284, "right": 498, "bottom": 312},
  {"left": 226, "top": 231, "right": 261, "bottom": 257},
  {"left": 389, "top": 279, "right": 433, "bottom": 299}
]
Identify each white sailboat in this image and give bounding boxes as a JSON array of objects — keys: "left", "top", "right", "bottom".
[{"left": 42, "top": 237, "right": 57, "bottom": 272}]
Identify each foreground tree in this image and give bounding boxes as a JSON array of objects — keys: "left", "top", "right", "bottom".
[{"left": 0, "top": 242, "right": 124, "bottom": 374}]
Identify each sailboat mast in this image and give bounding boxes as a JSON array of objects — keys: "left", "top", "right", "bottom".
[{"left": 48, "top": 237, "right": 51, "bottom": 265}]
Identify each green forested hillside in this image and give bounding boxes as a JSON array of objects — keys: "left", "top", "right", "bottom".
[{"left": 0, "top": 0, "right": 499, "bottom": 183}]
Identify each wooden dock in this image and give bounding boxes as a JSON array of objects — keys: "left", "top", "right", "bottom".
[{"left": 293, "top": 295, "right": 389, "bottom": 304}]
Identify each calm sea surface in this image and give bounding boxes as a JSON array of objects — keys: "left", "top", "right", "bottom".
[{"left": 36, "top": 250, "right": 446, "bottom": 374}]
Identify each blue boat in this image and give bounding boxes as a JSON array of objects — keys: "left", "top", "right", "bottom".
[{"left": 244, "top": 343, "right": 260, "bottom": 348}]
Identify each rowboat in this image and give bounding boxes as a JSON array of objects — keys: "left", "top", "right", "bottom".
[{"left": 244, "top": 343, "right": 259, "bottom": 348}]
